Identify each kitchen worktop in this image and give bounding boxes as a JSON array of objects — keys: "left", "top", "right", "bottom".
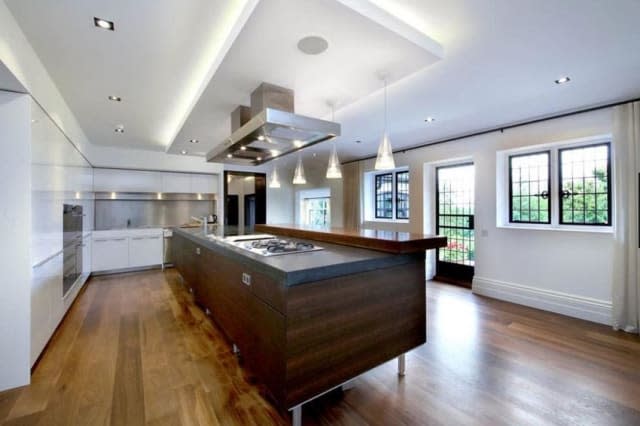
[
  {"left": 255, "top": 224, "right": 447, "bottom": 253},
  {"left": 173, "top": 227, "right": 422, "bottom": 286}
]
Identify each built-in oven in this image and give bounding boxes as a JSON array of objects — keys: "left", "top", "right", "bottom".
[{"left": 63, "top": 204, "right": 83, "bottom": 297}]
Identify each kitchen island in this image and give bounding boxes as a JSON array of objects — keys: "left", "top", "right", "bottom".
[{"left": 172, "top": 226, "right": 446, "bottom": 425}]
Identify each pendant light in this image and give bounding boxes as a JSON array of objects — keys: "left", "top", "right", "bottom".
[
  {"left": 374, "top": 75, "right": 396, "bottom": 170},
  {"left": 326, "top": 102, "right": 342, "bottom": 179},
  {"left": 268, "top": 161, "right": 281, "bottom": 188},
  {"left": 292, "top": 155, "right": 307, "bottom": 185}
]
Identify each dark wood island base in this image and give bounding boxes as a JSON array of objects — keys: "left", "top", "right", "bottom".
[{"left": 172, "top": 227, "right": 445, "bottom": 425}]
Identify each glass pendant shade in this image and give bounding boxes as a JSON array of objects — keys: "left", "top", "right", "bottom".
[
  {"left": 326, "top": 143, "right": 342, "bottom": 179},
  {"left": 268, "top": 165, "right": 281, "bottom": 188},
  {"left": 292, "top": 156, "right": 307, "bottom": 185},
  {"left": 374, "top": 132, "right": 395, "bottom": 170},
  {"left": 375, "top": 77, "right": 396, "bottom": 170}
]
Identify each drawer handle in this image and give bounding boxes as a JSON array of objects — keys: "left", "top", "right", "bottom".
[
  {"left": 131, "top": 237, "right": 145, "bottom": 240},
  {"left": 111, "top": 238, "right": 127, "bottom": 241},
  {"left": 146, "top": 236, "right": 161, "bottom": 240},
  {"left": 94, "top": 239, "right": 108, "bottom": 243}
]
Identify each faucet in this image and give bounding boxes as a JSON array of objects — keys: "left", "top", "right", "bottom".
[{"left": 202, "top": 216, "right": 208, "bottom": 234}]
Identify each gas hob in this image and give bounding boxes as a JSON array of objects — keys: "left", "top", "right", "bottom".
[{"left": 225, "top": 234, "right": 324, "bottom": 256}]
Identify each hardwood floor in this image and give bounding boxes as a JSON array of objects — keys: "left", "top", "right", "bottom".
[{"left": 2, "top": 269, "right": 640, "bottom": 425}]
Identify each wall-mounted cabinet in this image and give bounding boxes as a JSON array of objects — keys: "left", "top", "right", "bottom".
[
  {"left": 93, "top": 168, "right": 218, "bottom": 194},
  {"left": 93, "top": 169, "right": 162, "bottom": 193}
]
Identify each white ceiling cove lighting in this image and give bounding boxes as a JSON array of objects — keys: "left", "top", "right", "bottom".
[
  {"left": 93, "top": 17, "right": 114, "bottom": 31},
  {"left": 160, "top": 0, "right": 259, "bottom": 150},
  {"left": 180, "top": 149, "right": 188, "bottom": 155},
  {"left": 269, "top": 163, "right": 281, "bottom": 188},
  {"left": 375, "top": 76, "right": 395, "bottom": 170},
  {"left": 425, "top": 116, "right": 435, "bottom": 123},
  {"left": 555, "top": 76, "right": 571, "bottom": 84},
  {"left": 293, "top": 155, "right": 307, "bottom": 185},
  {"left": 326, "top": 103, "right": 342, "bottom": 179}
]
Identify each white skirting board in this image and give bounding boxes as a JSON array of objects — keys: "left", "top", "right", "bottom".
[{"left": 472, "top": 276, "right": 612, "bottom": 325}]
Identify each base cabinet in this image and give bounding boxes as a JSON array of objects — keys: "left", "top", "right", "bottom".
[
  {"left": 92, "top": 237, "right": 129, "bottom": 271},
  {"left": 92, "top": 229, "right": 163, "bottom": 272},
  {"left": 129, "top": 236, "right": 163, "bottom": 268}
]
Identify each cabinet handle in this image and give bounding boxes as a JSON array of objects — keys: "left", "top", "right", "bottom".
[
  {"left": 111, "top": 238, "right": 127, "bottom": 241},
  {"left": 94, "top": 239, "right": 109, "bottom": 243},
  {"left": 195, "top": 247, "right": 201, "bottom": 255},
  {"left": 146, "top": 236, "right": 161, "bottom": 240},
  {"left": 131, "top": 237, "right": 145, "bottom": 240}
]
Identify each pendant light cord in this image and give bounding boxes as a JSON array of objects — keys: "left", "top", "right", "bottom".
[{"left": 384, "top": 77, "right": 388, "bottom": 133}]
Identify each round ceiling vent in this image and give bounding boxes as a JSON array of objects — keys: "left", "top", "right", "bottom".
[{"left": 297, "top": 36, "right": 329, "bottom": 55}]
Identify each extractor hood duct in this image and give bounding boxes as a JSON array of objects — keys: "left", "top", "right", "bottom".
[{"left": 206, "top": 83, "right": 341, "bottom": 165}]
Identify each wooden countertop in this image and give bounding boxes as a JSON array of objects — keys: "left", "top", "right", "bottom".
[{"left": 255, "top": 224, "right": 447, "bottom": 254}]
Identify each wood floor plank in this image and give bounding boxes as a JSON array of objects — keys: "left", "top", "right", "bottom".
[
  {"left": 110, "top": 313, "right": 145, "bottom": 426},
  {"left": 3, "top": 269, "right": 640, "bottom": 426}
]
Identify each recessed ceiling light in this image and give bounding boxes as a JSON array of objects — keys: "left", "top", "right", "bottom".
[
  {"left": 227, "top": 154, "right": 233, "bottom": 158},
  {"left": 108, "top": 95, "right": 121, "bottom": 102},
  {"left": 94, "top": 17, "right": 114, "bottom": 31},
  {"left": 293, "top": 139, "right": 304, "bottom": 148},
  {"left": 256, "top": 156, "right": 262, "bottom": 161},
  {"left": 189, "top": 139, "right": 199, "bottom": 144},
  {"left": 257, "top": 135, "right": 265, "bottom": 141},
  {"left": 114, "top": 125, "right": 124, "bottom": 133},
  {"left": 298, "top": 36, "right": 329, "bottom": 55},
  {"left": 555, "top": 76, "right": 571, "bottom": 84},
  {"left": 270, "top": 149, "right": 280, "bottom": 157},
  {"left": 425, "top": 116, "right": 436, "bottom": 123},
  {"left": 180, "top": 149, "right": 188, "bottom": 155},
  {"left": 240, "top": 146, "right": 247, "bottom": 151}
]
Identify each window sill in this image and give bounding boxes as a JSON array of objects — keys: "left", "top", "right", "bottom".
[
  {"left": 496, "top": 223, "right": 614, "bottom": 234},
  {"left": 366, "top": 218, "right": 410, "bottom": 224}
]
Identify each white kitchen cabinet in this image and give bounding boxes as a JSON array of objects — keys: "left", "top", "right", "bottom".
[
  {"left": 31, "top": 251, "right": 62, "bottom": 365},
  {"left": 92, "top": 236, "right": 129, "bottom": 271},
  {"left": 93, "top": 168, "right": 162, "bottom": 193},
  {"left": 129, "top": 235, "right": 163, "bottom": 267},
  {"left": 162, "top": 172, "right": 192, "bottom": 193},
  {"left": 190, "top": 173, "right": 218, "bottom": 194},
  {"left": 82, "top": 234, "right": 92, "bottom": 274}
]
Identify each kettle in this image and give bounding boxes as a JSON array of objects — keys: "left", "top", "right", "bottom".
[{"left": 208, "top": 214, "right": 218, "bottom": 224}]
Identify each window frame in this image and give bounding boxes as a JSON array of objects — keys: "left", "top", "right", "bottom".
[
  {"left": 558, "top": 142, "right": 612, "bottom": 227},
  {"left": 374, "top": 172, "right": 394, "bottom": 219},
  {"left": 508, "top": 150, "right": 552, "bottom": 225},
  {"left": 496, "top": 134, "right": 613, "bottom": 233},
  {"left": 395, "top": 170, "right": 410, "bottom": 220}
]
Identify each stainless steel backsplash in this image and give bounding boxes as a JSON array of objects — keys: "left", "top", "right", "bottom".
[{"left": 95, "top": 200, "right": 216, "bottom": 230}]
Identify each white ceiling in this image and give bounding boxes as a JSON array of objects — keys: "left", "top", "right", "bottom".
[
  {"left": 6, "top": 0, "right": 640, "bottom": 169},
  {"left": 171, "top": 0, "right": 442, "bottom": 158}
]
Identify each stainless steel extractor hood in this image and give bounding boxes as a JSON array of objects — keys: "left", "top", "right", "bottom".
[{"left": 206, "top": 83, "right": 341, "bottom": 165}]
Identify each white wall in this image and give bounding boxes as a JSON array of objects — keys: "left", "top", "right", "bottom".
[
  {"left": 0, "top": 91, "right": 31, "bottom": 391},
  {"left": 274, "top": 162, "right": 343, "bottom": 227},
  {"left": 343, "top": 108, "right": 616, "bottom": 324}
]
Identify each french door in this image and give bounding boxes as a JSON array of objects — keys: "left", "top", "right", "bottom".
[{"left": 435, "top": 163, "right": 475, "bottom": 285}]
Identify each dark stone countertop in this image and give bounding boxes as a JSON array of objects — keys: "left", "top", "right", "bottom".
[{"left": 173, "top": 227, "right": 424, "bottom": 286}]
